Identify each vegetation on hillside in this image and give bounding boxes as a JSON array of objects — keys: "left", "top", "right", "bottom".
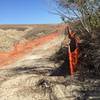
[{"left": 51, "top": 0, "right": 100, "bottom": 77}]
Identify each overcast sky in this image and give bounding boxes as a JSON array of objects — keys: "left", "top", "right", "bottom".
[{"left": 0, "top": 0, "right": 61, "bottom": 24}]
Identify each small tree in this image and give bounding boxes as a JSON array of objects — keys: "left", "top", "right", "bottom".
[{"left": 52, "top": 0, "right": 100, "bottom": 34}]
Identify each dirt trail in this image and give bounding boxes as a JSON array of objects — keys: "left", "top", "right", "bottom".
[{"left": 0, "top": 32, "right": 60, "bottom": 67}]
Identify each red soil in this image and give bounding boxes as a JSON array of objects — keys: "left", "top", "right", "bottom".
[{"left": 0, "top": 32, "right": 60, "bottom": 67}]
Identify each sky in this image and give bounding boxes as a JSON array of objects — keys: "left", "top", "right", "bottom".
[{"left": 0, "top": 0, "right": 61, "bottom": 24}]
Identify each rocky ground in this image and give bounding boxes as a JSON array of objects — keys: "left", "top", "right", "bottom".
[{"left": 0, "top": 25, "right": 100, "bottom": 100}]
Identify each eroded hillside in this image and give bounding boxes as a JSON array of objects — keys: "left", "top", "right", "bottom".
[{"left": 0, "top": 24, "right": 81, "bottom": 100}]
